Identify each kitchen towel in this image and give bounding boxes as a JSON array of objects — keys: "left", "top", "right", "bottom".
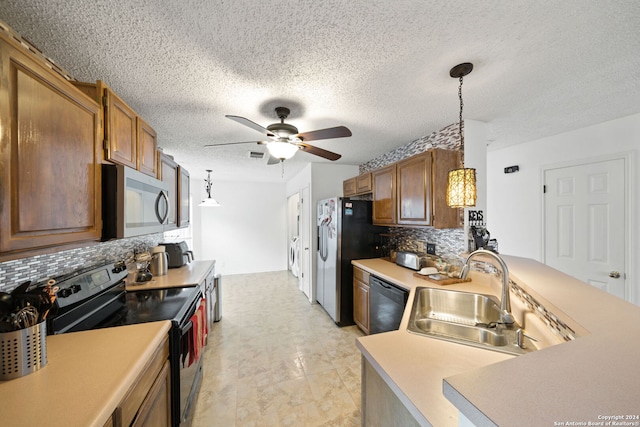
[{"left": 188, "top": 299, "right": 208, "bottom": 366}]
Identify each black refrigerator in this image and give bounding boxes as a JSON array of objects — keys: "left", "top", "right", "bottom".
[{"left": 316, "top": 197, "right": 388, "bottom": 326}]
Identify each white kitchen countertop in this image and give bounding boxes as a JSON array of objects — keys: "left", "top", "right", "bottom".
[
  {"left": 353, "top": 256, "right": 640, "bottom": 426},
  {"left": 0, "top": 321, "right": 171, "bottom": 427},
  {"left": 125, "top": 260, "right": 215, "bottom": 291}
]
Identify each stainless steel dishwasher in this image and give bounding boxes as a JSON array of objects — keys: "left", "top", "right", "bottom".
[{"left": 369, "top": 275, "right": 409, "bottom": 334}]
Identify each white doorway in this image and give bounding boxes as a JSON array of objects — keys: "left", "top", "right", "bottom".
[
  {"left": 543, "top": 153, "right": 632, "bottom": 301},
  {"left": 299, "top": 186, "right": 312, "bottom": 301}
]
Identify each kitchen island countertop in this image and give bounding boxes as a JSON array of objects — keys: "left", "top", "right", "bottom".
[
  {"left": 353, "top": 256, "right": 640, "bottom": 426},
  {"left": 0, "top": 321, "right": 171, "bottom": 427}
]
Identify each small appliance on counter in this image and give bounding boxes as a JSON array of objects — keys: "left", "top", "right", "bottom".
[
  {"left": 160, "top": 241, "right": 194, "bottom": 268},
  {"left": 149, "top": 246, "right": 169, "bottom": 276},
  {"left": 395, "top": 251, "right": 429, "bottom": 271}
]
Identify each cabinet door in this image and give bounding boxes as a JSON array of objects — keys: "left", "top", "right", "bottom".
[
  {"left": 353, "top": 267, "right": 370, "bottom": 334},
  {"left": 159, "top": 153, "right": 179, "bottom": 230},
  {"left": 431, "top": 149, "right": 463, "bottom": 229},
  {"left": 343, "top": 177, "right": 357, "bottom": 197},
  {"left": 137, "top": 117, "right": 158, "bottom": 177},
  {"left": 104, "top": 86, "right": 137, "bottom": 169},
  {"left": 372, "top": 165, "right": 397, "bottom": 225},
  {"left": 178, "top": 166, "right": 190, "bottom": 228},
  {"left": 397, "top": 152, "right": 431, "bottom": 226},
  {"left": 132, "top": 360, "right": 172, "bottom": 427},
  {"left": 356, "top": 172, "right": 373, "bottom": 194},
  {"left": 0, "top": 36, "right": 102, "bottom": 256}
]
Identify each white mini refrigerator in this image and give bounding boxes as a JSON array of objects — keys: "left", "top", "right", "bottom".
[{"left": 316, "top": 197, "right": 387, "bottom": 326}]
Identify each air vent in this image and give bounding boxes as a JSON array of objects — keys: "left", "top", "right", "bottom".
[{"left": 248, "top": 151, "right": 265, "bottom": 159}]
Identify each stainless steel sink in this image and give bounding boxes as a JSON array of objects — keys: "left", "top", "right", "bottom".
[{"left": 407, "top": 287, "right": 537, "bottom": 355}]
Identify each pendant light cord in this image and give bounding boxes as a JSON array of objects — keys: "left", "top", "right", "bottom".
[{"left": 458, "top": 75, "right": 465, "bottom": 168}]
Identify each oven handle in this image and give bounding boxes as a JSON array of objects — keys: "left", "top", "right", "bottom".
[{"left": 181, "top": 320, "right": 193, "bottom": 337}]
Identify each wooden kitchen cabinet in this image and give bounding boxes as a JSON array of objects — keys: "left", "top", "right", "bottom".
[
  {"left": 178, "top": 166, "right": 190, "bottom": 228},
  {"left": 0, "top": 31, "right": 102, "bottom": 259},
  {"left": 353, "top": 266, "right": 371, "bottom": 334},
  {"left": 343, "top": 172, "right": 373, "bottom": 197},
  {"left": 372, "top": 165, "right": 397, "bottom": 225},
  {"left": 372, "top": 149, "right": 461, "bottom": 229},
  {"left": 356, "top": 172, "right": 373, "bottom": 194},
  {"left": 73, "top": 80, "right": 159, "bottom": 177},
  {"left": 116, "top": 335, "right": 171, "bottom": 427},
  {"left": 397, "top": 152, "right": 432, "bottom": 226},
  {"left": 343, "top": 177, "right": 357, "bottom": 196},
  {"left": 137, "top": 116, "right": 158, "bottom": 177},
  {"left": 159, "top": 152, "right": 179, "bottom": 230}
]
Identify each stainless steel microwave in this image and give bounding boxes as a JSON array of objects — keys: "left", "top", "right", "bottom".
[{"left": 102, "top": 164, "right": 170, "bottom": 240}]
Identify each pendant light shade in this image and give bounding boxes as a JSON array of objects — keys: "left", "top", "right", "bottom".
[
  {"left": 446, "top": 167, "right": 477, "bottom": 208},
  {"left": 198, "top": 169, "right": 221, "bottom": 207},
  {"left": 446, "top": 62, "right": 477, "bottom": 208},
  {"left": 266, "top": 141, "right": 299, "bottom": 160}
]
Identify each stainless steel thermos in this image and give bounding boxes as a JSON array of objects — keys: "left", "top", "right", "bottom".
[{"left": 150, "top": 246, "right": 169, "bottom": 276}]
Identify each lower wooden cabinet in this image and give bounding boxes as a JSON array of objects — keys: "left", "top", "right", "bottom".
[
  {"left": 114, "top": 335, "right": 171, "bottom": 427},
  {"left": 353, "top": 267, "right": 371, "bottom": 334}
]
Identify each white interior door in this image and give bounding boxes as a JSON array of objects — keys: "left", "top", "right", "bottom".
[
  {"left": 300, "top": 187, "right": 311, "bottom": 301},
  {"left": 544, "top": 157, "right": 627, "bottom": 300}
]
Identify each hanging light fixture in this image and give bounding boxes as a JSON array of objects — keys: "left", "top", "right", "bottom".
[
  {"left": 198, "top": 169, "right": 221, "bottom": 207},
  {"left": 446, "top": 62, "right": 477, "bottom": 208}
]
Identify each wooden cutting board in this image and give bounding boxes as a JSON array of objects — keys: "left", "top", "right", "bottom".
[{"left": 413, "top": 273, "right": 472, "bottom": 286}]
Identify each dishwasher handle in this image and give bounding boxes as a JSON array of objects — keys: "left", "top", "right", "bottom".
[{"left": 370, "top": 276, "right": 408, "bottom": 305}]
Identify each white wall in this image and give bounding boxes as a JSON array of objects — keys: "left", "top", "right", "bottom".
[
  {"left": 193, "top": 180, "right": 288, "bottom": 275},
  {"left": 487, "top": 113, "right": 640, "bottom": 303}
]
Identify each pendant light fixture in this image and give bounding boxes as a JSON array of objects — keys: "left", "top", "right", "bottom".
[
  {"left": 446, "top": 62, "right": 477, "bottom": 208},
  {"left": 198, "top": 169, "right": 221, "bottom": 207}
]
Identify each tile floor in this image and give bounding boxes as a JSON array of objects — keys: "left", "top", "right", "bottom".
[{"left": 192, "top": 270, "right": 365, "bottom": 426}]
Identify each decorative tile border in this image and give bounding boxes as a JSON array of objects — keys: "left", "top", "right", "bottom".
[
  {"left": 0, "top": 234, "right": 162, "bottom": 292},
  {"left": 469, "top": 262, "right": 577, "bottom": 342}
]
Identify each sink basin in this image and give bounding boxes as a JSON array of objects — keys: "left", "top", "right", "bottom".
[{"left": 407, "top": 287, "right": 536, "bottom": 355}]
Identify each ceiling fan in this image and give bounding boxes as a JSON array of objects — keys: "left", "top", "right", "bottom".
[{"left": 205, "top": 107, "right": 351, "bottom": 163}]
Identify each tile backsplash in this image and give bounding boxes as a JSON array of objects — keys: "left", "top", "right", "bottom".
[
  {"left": 360, "top": 122, "right": 466, "bottom": 264},
  {"left": 0, "top": 234, "right": 162, "bottom": 292}
]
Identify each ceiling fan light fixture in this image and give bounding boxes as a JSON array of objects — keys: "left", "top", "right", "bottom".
[
  {"left": 446, "top": 62, "right": 477, "bottom": 208},
  {"left": 267, "top": 141, "right": 299, "bottom": 160}
]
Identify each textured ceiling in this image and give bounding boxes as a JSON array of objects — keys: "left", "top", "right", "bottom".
[{"left": 1, "top": 0, "right": 639, "bottom": 183}]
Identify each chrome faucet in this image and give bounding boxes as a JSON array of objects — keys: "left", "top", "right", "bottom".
[{"left": 459, "top": 249, "right": 515, "bottom": 325}]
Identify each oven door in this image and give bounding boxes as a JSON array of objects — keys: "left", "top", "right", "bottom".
[{"left": 175, "top": 300, "right": 205, "bottom": 426}]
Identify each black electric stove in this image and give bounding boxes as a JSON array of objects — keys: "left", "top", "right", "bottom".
[{"left": 43, "top": 261, "right": 204, "bottom": 427}]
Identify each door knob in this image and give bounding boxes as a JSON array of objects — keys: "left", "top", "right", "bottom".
[{"left": 609, "top": 271, "right": 621, "bottom": 279}]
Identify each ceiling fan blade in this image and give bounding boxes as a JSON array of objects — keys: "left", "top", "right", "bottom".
[
  {"left": 296, "top": 126, "right": 352, "bottom": 142},
  {"left": 297, "top": 143, "right": 342, "bottom": 161},
  {"left": 225, "top": 115, "right": 275, "bottom": 137},
  {"left": 204, "top": 141, "right": 266, "bottom": 147},
  {"left": 266, "top": 155, "right": 281, "bottom": 165}
]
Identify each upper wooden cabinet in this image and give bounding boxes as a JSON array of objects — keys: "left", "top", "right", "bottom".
[
  {"left": 372, "top": 149, "right": 462, "bottom": 229},
  {"left": 343, "top": 172, "right": 373, "bottom": 197},
  {"left": 372, "top": 165, "right": 397, "bottom": 225},
  {"left": 356, "top": 172, "right": 373, "bottom": 194},
  {"left": 0, "top": 32, "right": 102, "bottom": 258},
  {"left": 159, "top": 153, "right": 179, "bottom": 230},
  {"left": 397, "top": 152, "right": 432, "bottom": 225},
  {"left": 178, "top": 166, "right": 190, "bottom": 228},
  {"left": 343, "top": 177, "right": 357, "bottom": 196},
  {"left": 137, "top": 117, "right": 158, "bottom": 177},
  {"left": 73, "top": 80, "right": 158, "bottom": 177}
]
